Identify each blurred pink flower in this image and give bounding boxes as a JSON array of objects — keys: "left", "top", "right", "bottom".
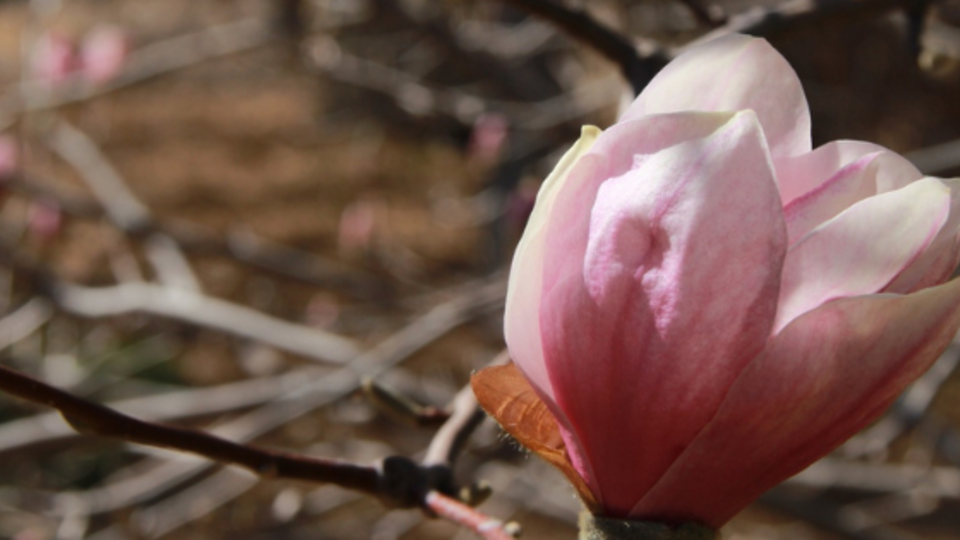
[
  {"left": 28, "top": 201, "right": 62, "bottom": 241},
  {"left": 0, "top": 136, "right": 16, "bottom": 178},
  {"left": 338, "top": 197, "right": 380, "bottom": 255},
  {"left": 467, "top": 112, "right": 509, "bottom": 164},
  {"left": 484, "top": 34, "right": 960, "bottom": 528},
  {"left": 31, "top": 31, "right": 76, "bottom": 86},
  {"left": 80, "top": 26, "right": 127, "bottom": 84}
]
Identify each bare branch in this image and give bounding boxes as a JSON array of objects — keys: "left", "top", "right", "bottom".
[
  {"left": 684, "top": 0, "right": 923, "bottom": 51},
  {"left": 425, "top": 491, "right": 520, "bottom": 540},
  {"left": 5, "top": 175, "right": 384, "bottom": 295},
  {"left": 48, "top": 119, "right": 200, "bottom": 292},
  {"left": 0, "top": 361, "right": 384, "bottom": 494},
  {"left": 0, "top": 366, "right": 325, "bottom": 454},
  {"left": 497, "top": 0, "right": 661, "bottom": 94},
  {"left": 423, "top": 379, "right": 491, "bottom": 469},
  {"left": 0, "top": 297, "right": 52, "bottom": 350},
  {"left": 52, "top": 280, "right": 361, "bottom": 364},
  {"left": 37, "top": 279, "right": 504, "bottom": 516},
  {"left": 0, "top": 348, "right": 517, "bottom": 539}
]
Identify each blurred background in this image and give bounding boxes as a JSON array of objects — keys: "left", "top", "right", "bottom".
[{"left": 0, "top": 0, "right": 960, "bottom": 538}]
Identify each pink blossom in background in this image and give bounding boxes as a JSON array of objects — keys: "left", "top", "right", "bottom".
[
  {"left": 500, "top": 34, "right": 960, "bottom": 527},
  {"left": 31, "top": 31, "right": 76, "bottom": 86},
  {"left": 0, "top": 136, "right": 16, "bottom": 178},
  {"left": 337, "top": 197, "right": 380, "bottom": 255},
  {"left": 467, "top": 112, "right": 509, "bottom": 164},
  {"left": 27, "top": 201, "right": 62, "bottom": 241},
  {"left": 80, "top": 26, "right": 128, "bottom": 84}
]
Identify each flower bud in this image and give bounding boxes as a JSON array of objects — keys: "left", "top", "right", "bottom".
[{"left": 474, "top": 34, "right": 960, "bottom": 529}]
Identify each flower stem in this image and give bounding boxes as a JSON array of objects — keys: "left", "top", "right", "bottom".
[{"left": 578, "top": 512, "right": 717, "bottom": 540}]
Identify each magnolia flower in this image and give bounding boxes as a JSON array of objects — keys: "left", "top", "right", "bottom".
[{"left": 473, "top": 34, "right": 960, "bottom": 529}]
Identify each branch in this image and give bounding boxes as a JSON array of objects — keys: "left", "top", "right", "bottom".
[
  {"left": 0, "top": 18, "right": 274, "bottom": 129},
  {"left": 683, "top": 0, "right": 924, "bottom": 51},
  {"left": 423, "top": 354, "right": 507, "bottom": 469},
  {"left": 0, "top": 359, "right": 519, "bottom": 538},
  {"left": 425, "top": 491, "right": 520, "bottom": 540},
  {"left": 20, "top": 278, "right": 504, "bottom": 518},
  {"left": 48, "top": 119, "right": 200, "bottom": 292},
  {"left": 51, "top": 280, "right": 362, "bottom": 364},
  {"left": 5, "top": 174, "right": 383, "bottom": 296},
  {"left": 497, "top": 0, "right": 662, "bottom": 95},
  {"left": 0, "top": 361, "right": 382, "bottom": 494}
]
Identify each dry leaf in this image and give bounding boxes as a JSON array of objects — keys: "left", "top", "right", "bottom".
[{"left": 471, "top": 362, "right": 599, "bottom": 511}]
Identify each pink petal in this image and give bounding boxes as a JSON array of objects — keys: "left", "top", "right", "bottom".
[
  {"left": 775, "top": 178, "right": 951, "bottom": 333},
  {"left": 505, "top": 126, "right": 601, "bottom": 402},
  {"left": 886, "top": 178, "right": 960, "bottom": 293},
  {"left": 776, "top": 140, "right": 922, "bottom": 206},
  {"left": 621, "top": 35, "right": 810, "bottom": 160},
  {"left": 633, "top": 277, "right": 960, "bottom": 527},
  {"left": 539, "top": 111, "right": 786, "bottom": 515}
]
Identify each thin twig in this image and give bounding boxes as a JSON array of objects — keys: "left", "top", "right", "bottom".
[
  {"left": 0, "top": 297, "right": 52, "bottom": 350},
  {"left": 363, "top": 378, "right": 452, "bottom": 428},
  {"left": 52, "top": 280, "right": 361, "bottom": 364},
  {"left": 308, "top": 38, "right": 620, "bottom": 129},
  {"left": 682, "top": 0, "right": 924, "bottom": 51},
  {"left": 5, "top": 175, "right": 383, "bottom": 295},
  {"left": 48, "top": 119, "right": 200, "bottom": 292},
  {"left": 425, "top": 491, "right": 519, "bottom": 540},
  {"left": 423, "top": 383, "right": 486, "bottom": 468}
]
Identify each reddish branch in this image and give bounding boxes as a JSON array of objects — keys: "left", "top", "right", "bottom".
[{"left": 426, "top": 491, "right": 519, "bottom": 540}]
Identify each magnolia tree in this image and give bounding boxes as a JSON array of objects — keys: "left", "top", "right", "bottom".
[{"left": 0, "top": 0, "right": 959, "bottom": 539}]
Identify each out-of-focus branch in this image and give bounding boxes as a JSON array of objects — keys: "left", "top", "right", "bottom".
[
  {"left": 501, "top": 0, "right": 925, "bottom": 89},
  {"left": 307, "top": 38, "right": 619, "bottom": 129},
  {"left": 0, "top": 297, "right": 53, "bottom": 350},
  {"left": 0, "top": 246, "right": 361, "bottom": 364},
  {"left": 363, "top": 378, "right": 452, "bottom": 427},
  {"left": 0, "top": 366, "right": 325, "bottom": 454},
  {"left": 47, "top": 121, "right": 150, "bottom": 233},
  {"left": 683, "top": 0, "right": 924, "bottom": 51},
  {"left": 5, "top": 175, "right": 384, "bottom": 296},
  {"left": 497, "top": 0, "right": 662, "bottom": 95},
  {"left": 36, "top": 277, "right": 504, "bottom": 518},
  {"left": 48, "top": 119, "right": 200, "bottom": 292},
  {"left": 904, "top": 137, "right": 960, "bottom": 174},
  {"left": 52, "top": 280, "right": 362, "bottom": 364}
]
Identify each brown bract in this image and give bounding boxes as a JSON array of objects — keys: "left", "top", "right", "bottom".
[{"left": 471, "top": 362, "right": 599, "bottom": 512}]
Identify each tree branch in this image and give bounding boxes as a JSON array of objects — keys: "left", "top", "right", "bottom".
[
  {"left": 0, "top": 361, "right": 383, "bottom": 494},
  {"left": 426, "top": 490, "right": 520, "bottom": 540},
  {"left": 498, "top": 0, "right": 662, "bottom": 95}
]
